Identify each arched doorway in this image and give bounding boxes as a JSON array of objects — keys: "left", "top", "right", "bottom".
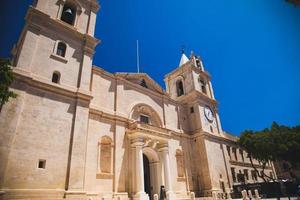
[{"left": 143, "top": 154, "right": 151, "bottom": 199}]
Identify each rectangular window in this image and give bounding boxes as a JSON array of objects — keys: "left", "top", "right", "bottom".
[
  {"left": 239, "top": 149, "right": 244, "bottom": 162},
  {"left": 140, "top": 115, "right": 149, "bottom": 124},
  {"left": 190, "top": 106, "right": 194, "bottom": 113},
  {"left": 251, "top": 170, "right": 258, "bottom": 181},
  {"left": 199, "top": 79, "right": 207, "bottom": 94},
  {"left": 244, "top": 169, "right": 249, "bottom": 180},
  {"left": 231, "top": 167, "right": 236, "bottom": 182},
  {"left": 227, "top": 146, "right": 231, "bottom": 159},
  {"left": 38, "top": 159, "right": 46, "bottom": 169},
  {"left": 269, "top": 172, "right": 273, "bottom": 179},
  {"left": 232, "top": 148, "right": 237, "bottom": 161}
]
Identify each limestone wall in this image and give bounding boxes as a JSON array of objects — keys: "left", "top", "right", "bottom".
[{"left": 0, "top": 83, "right": 77, "bottom": 190}]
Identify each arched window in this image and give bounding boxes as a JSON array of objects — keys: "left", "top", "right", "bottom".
[
  {"left": 98, "top": 136, "right": 113, "bottom": 174},
  {"left": 56, "top": 42, "right": 67, "bottom": 57},
  {"left": 175, "top": 149, "right": 184, "bottom": 178},
  {"left": 61, "top": 3, "right": 77, "bottom": 25},
  {"left": 176, "top": 80, "right": 184, "bottom": 97},
  {"left": 52, "top": 71, "right": 60, "bottom": 84}
]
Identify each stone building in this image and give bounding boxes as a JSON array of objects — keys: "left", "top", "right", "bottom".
[{"left": 0, "top": 0, "right": 276, "bottom": 200}]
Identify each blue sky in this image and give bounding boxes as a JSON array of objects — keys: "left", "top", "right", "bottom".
[{"left": 0, "top": 0, "right": 300, "bottom": 135}]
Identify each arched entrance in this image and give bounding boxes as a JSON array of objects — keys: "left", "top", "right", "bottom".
[
  {"left": 142, "top": 147, "right": 161, "bottom": 199},
  {"left": 143, "top": 154, "right": 151, "bottom": 199}
]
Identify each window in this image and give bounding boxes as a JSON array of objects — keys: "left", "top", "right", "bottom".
[
  {"left": 99, "top": 136, "right": 113, "bottom": 174},
  {"left": 237, "top": 171, "right": 245, "bottom": 183},
  {"left": 52, "top": 71, "right": 60, "bottom": 84},
  {"left": 231, "top": 167, "right": 236, "bottom": 182},
  {"left": 176, "top": 80, "right": 184, "bottom": 97},
  {"left": 227, "top": 146, "right": 231, "bottom": 159},
  {"left": 232, "top": 148, "right": 237, "bottom": 161},
  {"left": 244, "top": 169, "right": 249, "bottom": 180},
  {"left": 140, "top": 115, "right": 149, "bottom": 124},
  {"left": 195, "top": 58, "right": 201, "bottom": 68},
  {"left": 38, "top": 159, "right": 46, "bottom": 169},
  {"left": 269, "top": 172, "right": 273, "bottom": 179},
  {"left": 140, "top": 79, "right": 148, "bottom": 88},
  {"left": 190, "top": 106, "right": 194, "bottom": 113},
  {"left": 61, "top": 3, "right": 77, "bottom": 25},
  {"left": 198, "top": 78, "right": 207, "bottom": 94},
  {"left": 210, "top": 126, "right": 213, "bottom": 133},
  {"left": 239, "top": 149, "right": 244, "bottom": 162},
  {"left": 56, "top": 42, "right": 66, "bottom": 57},
  {"left": 175, "top": 150, "right": 184, "bottom": 178},
  {"left": 251, "top": 170, "right": 258, "bottom": 181}
]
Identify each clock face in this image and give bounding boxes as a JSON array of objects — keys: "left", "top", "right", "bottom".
[{"left": 204, "top": 107, "right": 214, "bottom": 122}]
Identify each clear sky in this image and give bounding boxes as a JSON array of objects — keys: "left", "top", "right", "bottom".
[{"left": 0, "top": 0, "right": 300, "bottom": 135}]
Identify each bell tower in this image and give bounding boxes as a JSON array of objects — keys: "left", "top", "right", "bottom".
[
  {"left": 164, "top": 51, "right": 223, "bottom": 135},
  {"left": 0, "top": 1, "right": 100, "bottom": 199},
  {"left": 165, "top": 52, "right": 232, "bottom": 197},
  {"left": 12, "top": 0, "right": 100, "bottom": 91}
]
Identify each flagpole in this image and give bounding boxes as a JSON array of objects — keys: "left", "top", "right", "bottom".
[{"left": 136, "top": 40, "right": 140, "bottom": 73}]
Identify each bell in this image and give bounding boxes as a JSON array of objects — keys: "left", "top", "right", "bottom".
[{"left": 64, "top": 8, "right": 73, "bottom": 15}]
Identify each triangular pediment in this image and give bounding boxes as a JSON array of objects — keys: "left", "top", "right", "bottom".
[{"left": 115, "top": 73, "right": 165, "bottom": 94}]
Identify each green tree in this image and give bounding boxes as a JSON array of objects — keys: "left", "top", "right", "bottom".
[
  {"left": 0, "top": 58, "right": 17, "bottom": 113},
  {"left": 286, "top": 0, "right": 300, "bottom": 6},
  {"left": 238, "top": 122, "right": 300, "bottom": 182}
]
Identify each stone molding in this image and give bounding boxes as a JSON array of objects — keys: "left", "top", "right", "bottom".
[
  {"left": 229, "top": 160, "right": 273, "bottom": 170},
  {"left": 90, "top": 107, "right": 241, "bottom": 145},
  {"left": 164, "top": 60, "right": 211, "bottom": 81},
  {"left": 13, "top": 67, "right": 93, "bottom": 102}
]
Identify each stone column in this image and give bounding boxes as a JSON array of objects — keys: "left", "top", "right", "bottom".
[
  {"left": 159, "top": 146, "right": 175, "bottom": 200},
  {"left": 131, "top": 138, "right": 149, "bottom": 200}
]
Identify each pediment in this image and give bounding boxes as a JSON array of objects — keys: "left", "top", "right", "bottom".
[{"left": 115, "top": 73, "right": 165, "bottom": 94}]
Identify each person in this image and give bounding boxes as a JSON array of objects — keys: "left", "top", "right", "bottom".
[{"left": 160, "top": 185, "right": 166, "bottom": 200}]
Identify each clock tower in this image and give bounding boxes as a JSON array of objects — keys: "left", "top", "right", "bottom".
[
  {"left": 164, "top": 52, "right": 231, "bottom": 197},
  {"left": 164, "top": 51, "right": 223, "bottom": 135}
]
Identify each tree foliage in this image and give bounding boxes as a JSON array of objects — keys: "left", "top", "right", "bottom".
[
  {"left": 238, "top": 122, "right": 300, "bottom": 182},
  {"left": 286, "top": 0, "right": 300, "bottom": 6},
  {"left": 0, "top": 58, "right": 17, "bottom": 112}
]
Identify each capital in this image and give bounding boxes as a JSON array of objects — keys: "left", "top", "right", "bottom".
[
  {"left": 158, "top": 143, "right": 169, "bottom": 152},
  {"left": 130, "top": 137, "right": 144, "bottom": 147}
]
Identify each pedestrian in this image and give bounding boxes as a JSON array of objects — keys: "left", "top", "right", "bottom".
[{"left": 160, "top": 185, "right": 166, "bottom": 200}]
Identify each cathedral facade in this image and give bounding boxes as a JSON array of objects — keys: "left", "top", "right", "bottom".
[{"left": 0, "top": 1, "right": 276, "bottom": 200}]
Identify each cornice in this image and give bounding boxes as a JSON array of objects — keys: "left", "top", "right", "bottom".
[
  {"left": 191, "top": 131, "right": 237, "bottom": 144},
  {"left": 89, "top": 107, "right": 191, "bottom": 139},
  {"left": 229, "top": 160, "right": 273, "bottom": 170},
  {"left": 176, "top": 90, "right": 218, "bottom": 106},
  {"left": 12, "top": 68, "right": 93, "bottom": 102},
  {"left": 92, "top": 66, "right": 115, "bottom": 79},
  {"left": 164, "top": 61, "right": 211, "bottom": 81}
]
